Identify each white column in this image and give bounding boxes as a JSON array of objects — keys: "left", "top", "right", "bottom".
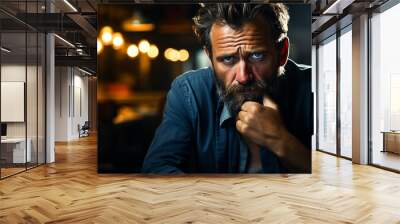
[
  {"left": 352, "top": 14, "right": 369, "bottom": 164},
  {"left": 46, "top": 1, "right": 55, "bottom": 163},
  {"left": 46, "top": 33, "right": 55, "bottom": 163}
]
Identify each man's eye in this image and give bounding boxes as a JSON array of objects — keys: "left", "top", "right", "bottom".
[
  {"left": 249, "top": 53, "right": 264, "bottom": 61},
  {"left": 222, "top": 56, "right": 235, "bottom": 64}
]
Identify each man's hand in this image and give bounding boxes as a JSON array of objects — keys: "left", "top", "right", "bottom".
[
  {"left": 235, "top": 96, "right": 287, "bottom": 156},
  {"left": 235, "top": 96, "right": 311, "bottom": 172}
]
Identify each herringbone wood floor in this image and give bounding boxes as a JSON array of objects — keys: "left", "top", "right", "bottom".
[{"left": 1, "top": 135, "right": 400, "bottom": 223}]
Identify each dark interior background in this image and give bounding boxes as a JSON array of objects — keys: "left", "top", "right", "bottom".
[{"left": 97, "top": 4, "right": 311, "bottom": 173}]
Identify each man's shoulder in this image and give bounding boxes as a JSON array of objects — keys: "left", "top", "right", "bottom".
[
  {"left": 280, "top": 59, "right": 311, "bottom": 85},
  {"left": 173, "top": 67, "right": 214, "bottom": 87},
  {"left": 174, "top": 67, "right": 212, "bottom": 83},
  {"left": 167, "top": 67, "right": 217, "bottom": 120},
  {"left": 292, "top": 62, "right": 311, "bottom": 72},
  {"left": 277, "top": 59, "right": 311, "bottom": 102},
  {"left": 285, "top": 59, "right": 310, "bottom": 75}
]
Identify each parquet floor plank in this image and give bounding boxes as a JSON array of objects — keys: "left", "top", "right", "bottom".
[{"left": 1, "top": 135, "right": 400, "bottom": 223}]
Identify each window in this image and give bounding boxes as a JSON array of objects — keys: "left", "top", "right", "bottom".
[
  {"left": 370, "top": 2, "right": 400, "bottom": 171},
  {"left": 317, "top": 35, "right": 337, "bottom": 154},
  {"left": 0, "top": 1, "right": 47, "bottom": 179},
  {"left": 339, "top": 28, "right": 352, "bottom": 158}
]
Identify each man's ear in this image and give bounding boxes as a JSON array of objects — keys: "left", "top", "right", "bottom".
[
  {"left": 204, "top": 47, "right": 211, "bottom": 58},
  {"left": 279, "top": 37, "right": 289, "bottom": 66}
]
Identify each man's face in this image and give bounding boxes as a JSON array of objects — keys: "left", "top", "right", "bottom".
[{"left": 208, "top": 17, "right": 283, "bottom": 116}]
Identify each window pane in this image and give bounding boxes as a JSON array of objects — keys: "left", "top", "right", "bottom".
[
  {"left": 312, "top": 45, "right": 317, "bottom": 150},
  {"left": 27, "top": 29, "right": 38, "bottom": 169},
  {"left": 371, "top": 3, "right": 400, "bottom": 171},
  {"left": 318, "top": 36, "right": 337, "bottom": 154},
  {"left": 1, "top": 30, "right": 28, "bottom": 177},
  {"left": 340, "top": 29, "right": 352, "bottom": 158}
]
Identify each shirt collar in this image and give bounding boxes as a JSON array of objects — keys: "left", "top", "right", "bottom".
[
  {"left": 211, "top": 67, "right": 234, "bottom": 127},
  {"left": 219, "top": 103, "right": 233, "bottom": 127}
]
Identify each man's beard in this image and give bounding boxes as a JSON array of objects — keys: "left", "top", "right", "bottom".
[{"left": 216, "top": 73, "right": 277, "bottom": 117}]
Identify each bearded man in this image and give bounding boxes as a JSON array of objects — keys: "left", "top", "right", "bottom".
[{"left": 142, "top": 3, "right": 312, "bottom": 173}]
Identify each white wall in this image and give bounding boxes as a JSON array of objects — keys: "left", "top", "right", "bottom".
[
  {"left": 55, "top": 66, "right": 89, "bottom": 141},
  {"left": 1, "top": 64, "right": 26, "bottom": 81},
  {"left": 1, "top": 65, "right": 31, "bottom": 138},
  {"left": 1, "top": 63, "right": 45, "bottom": 164},
  {"left": 72, "top": 72, "right": 89, "bottom": 138},
  {"left": 55, "top": 66, "right": 69, "bottom": 141}
]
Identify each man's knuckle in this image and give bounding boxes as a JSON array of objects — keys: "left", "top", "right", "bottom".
[
  {"left": 254, "top": 105, "right": 262, "bottom": 113},
  {"left": 242, "top": 123, "right": 249, "bottom": 132},
  {"left": 246, "top": 113, "right": 254, "bottom": 122},
  {"left": 242, "top": 102, "right": 249, "bottom": 110}
]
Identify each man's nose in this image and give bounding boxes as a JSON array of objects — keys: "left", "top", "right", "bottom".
[{"left": 235, "top": 60, "right": 252, "bottom": 85}]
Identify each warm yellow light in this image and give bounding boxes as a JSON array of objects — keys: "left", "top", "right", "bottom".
[
  {"left": 123, "top": 21, "right": 155, "bottom": 32},
  {"left": 164, "top": 48, "right": 173, "bottom": 60},
  {"left": 100, "top": 26, "right": 113, "bottom": 45},
  {"left": 170, "top": 54, "right": 179, "bottom": 61},
  {"left": 164, "top": 48, "right": 179, "bottom": 61},
  {"left": 127, "top": 44, "right": 139, "bottom": 58},
  {"left": 112, "top": 32, "right": 124, "bottom": 49},
  {"left": 101, "top": 32, "right": 113, "bottom": 45},
  {"left": 178, "top": 49, "right": 189, "bottom": 62},
  {"left": 138, "top": 39, "right": 150, "bottom": 53},
  {"left": 97, "top": 39, "right": 103, "bottom": 54},
  {"left": 148, "top": 44, "right": 159, "bottom": 58}
]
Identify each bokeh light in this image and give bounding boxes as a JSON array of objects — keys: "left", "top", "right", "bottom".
[
  {"left": 127, "top": 44, "right": 139, "bottom": 58},
  {"left": 164, "top": 48, "right": 179, "bottom": 61},
  {"left": 100, "top": 26, "right": 113, "bottom": 45},
  {"left": 164, "top": 48, "right": 189, "bottom": 62},
  {"left": 148, "top": 45, "right": 159, "bottom": 58},
  {"left": 112, "top": 32, "right": 124, "bottom": 49},
  {"left": 138, "top": 39, "right": 150, "bottom": 53},
  {"left": 178, "top": 49, "right": 189, "bottom": 62}
]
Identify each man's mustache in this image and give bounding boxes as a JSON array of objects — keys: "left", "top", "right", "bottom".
[
  {"left": 222, "top": 80, "right": 268, "bottom": 116},
  {"left": 224, "top": 81, "right": 267, "bottom": 101}
]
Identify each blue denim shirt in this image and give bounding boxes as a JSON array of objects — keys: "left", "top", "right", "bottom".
[{"left": 142, "top": 59, "right": 312, "bottom": 173}]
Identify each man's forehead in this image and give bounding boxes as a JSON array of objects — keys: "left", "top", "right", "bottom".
[{"left": 209, "top": 17, "right": 274, "bottom": 51}]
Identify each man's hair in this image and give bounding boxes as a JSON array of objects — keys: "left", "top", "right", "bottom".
[{"left": 193, "top": 3, "right": 290, "bottom": 53}]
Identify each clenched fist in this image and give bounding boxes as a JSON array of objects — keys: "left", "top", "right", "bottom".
[
  {"left": 235, "top": 96, "right": 287, "bottom": 157},
  {"left": 235, "top": 95, "right": 311, "bottom": 172}
]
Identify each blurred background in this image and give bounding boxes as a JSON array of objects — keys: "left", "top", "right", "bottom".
[{"left": 97, "top": 4, "right": 311, "bottom": 173}]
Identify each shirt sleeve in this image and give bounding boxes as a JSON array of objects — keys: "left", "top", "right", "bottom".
[{"left": 141, "top": 78, "right": 194, "bottom": 174}]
